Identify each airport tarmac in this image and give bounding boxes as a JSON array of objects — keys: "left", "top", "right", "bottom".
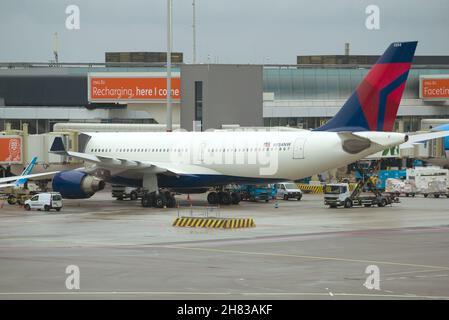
[{"left": 0, "top": 191, "right": 449, "bottom": 300}]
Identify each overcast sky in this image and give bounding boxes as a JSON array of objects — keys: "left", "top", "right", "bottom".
[{"left": 0, "top": 0, "right": 448, "bottom": 64}]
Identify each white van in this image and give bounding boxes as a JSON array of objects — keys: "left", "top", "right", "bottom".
[
  {"left": 24, "top": 192, "right": 63, "bottom": 212},
  {"left": 275, "top": 182, "right": 303, "bottom": 200}
]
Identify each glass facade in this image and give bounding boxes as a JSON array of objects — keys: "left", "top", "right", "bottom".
[
  {"left": 263, "top": 66, "right": 449, "bottom": 130},
  {"left": 263, "top": 67, "right": 448, "bottom": 100}
]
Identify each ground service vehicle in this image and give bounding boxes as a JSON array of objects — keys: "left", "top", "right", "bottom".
[
  {"left": 24, "top": 192, "right": 63, "bottom": 212},
  {"left": 239, "top": 184, "right": 275, "bottom": 202},
  {"left": 274, "top": 182, "right": 302, "bottom": 200},
  {"left": 385, "top": 167, "right": 449, "bottom": 198},
  {"left": 407, "top": 167, "right": 448, "bottom": 198},
  {"left": 324, "top": 179, "right": 394, "bottom": 208},
  {"left": 112, "top": 185, "right": 144, "bottom": 200}
]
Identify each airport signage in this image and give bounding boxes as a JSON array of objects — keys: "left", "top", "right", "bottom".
[
  {"left": 420, "top": 75, "right": 449, "bottom": 100},
  {"left": 88, "top": 72, "right": 181, "bottom": 103},
  {"left": 0, "top": 136, "right": 22, "bottom": 164}
]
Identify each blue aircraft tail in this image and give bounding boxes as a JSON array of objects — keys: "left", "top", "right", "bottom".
[
  {"left": 315, "top": 41, "right": 418, "bottom": 132},
  {"left": 15, "top": 156, "right": 38, "bottom": 186}
]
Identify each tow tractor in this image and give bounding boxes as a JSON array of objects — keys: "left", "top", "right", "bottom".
[{"left": 324, "top": 161, "right": 397, "bottom": 208}]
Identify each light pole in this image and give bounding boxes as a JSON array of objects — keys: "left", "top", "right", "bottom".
[
  {"left": 166, "top": 0, "right": 173, "bottom": 132},
  {"left": 192, "top": 0, "right": 196, "bottom": 64}
]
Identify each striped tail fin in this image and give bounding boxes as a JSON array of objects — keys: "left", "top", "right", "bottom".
[{"left": 315, "top": 41, "right": 417, "bottom": 132}]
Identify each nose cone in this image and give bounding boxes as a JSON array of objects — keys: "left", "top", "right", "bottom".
[{"left": 353, "top": 132, "right": 407, "bottom": 147}]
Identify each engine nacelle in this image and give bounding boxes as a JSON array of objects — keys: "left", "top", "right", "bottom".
[{"left": 52, "top": 170, "right": 105, "bottom": 199}]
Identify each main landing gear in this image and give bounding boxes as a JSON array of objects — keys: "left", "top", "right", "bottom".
[
  {"left": 206, "top": 190, "right": 241, "bottom": 205},
  {"left": 141, "top": 190, "right": 177, "bottom": 208},
  {"left": 141, "top": 174, "right": 177, "bottom": 208}
]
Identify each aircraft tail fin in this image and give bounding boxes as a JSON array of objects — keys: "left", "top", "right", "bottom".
[
  {"left": 315, "top": 41, "right": 417, "bottom": 132},
  {"left": 15, "top": 156, "right": 38, "bottom": 186}
]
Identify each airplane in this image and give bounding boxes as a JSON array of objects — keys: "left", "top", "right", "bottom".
[
  {"left": 0, "top": 156, "right": 51, "bottom": 190},
  {"left": 45, "top": 41, "right": 448, "bottom": 208}
]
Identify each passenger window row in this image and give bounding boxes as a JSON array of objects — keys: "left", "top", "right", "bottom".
[{"left": 89, "top": 147, "right": 291, "bottom": 153}]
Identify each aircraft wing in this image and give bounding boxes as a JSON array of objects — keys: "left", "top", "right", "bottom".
[
  {"left": 365, "top": 130, "right": 449, "bottom": 159},
  {"left": 68, "top": 151, "right": 221, "bottom": 175},
  {"left": 0, "top": 183, "right": 17, "bottom": 190},
  {"left": 400, "top": 130, "right": 449, "bottom": 148},
  {"left": 0, "top": 171, "right": 60, "bottom": 184},
  {"left": 50, "top": 137, "right": 222, "bottom": 176}
]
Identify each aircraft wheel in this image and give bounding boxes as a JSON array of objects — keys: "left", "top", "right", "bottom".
[
  {"left": 155, "top": 193, "right": 167, "bottom": 208},
  {"left": 207, "top": 192, "right": 218, "bottom": 205},
  {"left": 141, "top": 193, "right": 155, "bottom": 207},
  {"left": 7, "top": 195, "right": 17, "bottom": 205},
  {"left": 166, "top": 193, "right": 177, "bottom": 208},
  {"left": 219, "top": 192, "right": 232, "bottom": 205},
  {"left": 231, "top": 192, "right": 241, "bottom": 204}
]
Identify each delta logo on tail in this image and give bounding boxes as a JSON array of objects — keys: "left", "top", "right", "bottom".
[{"left": 316, "top": 41, "right": 418, "bottom": 132}]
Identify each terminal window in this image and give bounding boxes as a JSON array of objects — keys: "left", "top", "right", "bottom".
[{"left": 195, "top": 81, "right": 203, "bottom": 122}]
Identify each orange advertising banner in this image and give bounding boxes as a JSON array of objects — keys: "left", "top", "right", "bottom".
[
  {"left": 0, "top": 136, "right": 22, "bottom": 164},
  {"left": 421, "top": 77, "right": 449, "bottom": 100},
  {"left": 89, "top": 76, "right": 181, "bottom": 102}
]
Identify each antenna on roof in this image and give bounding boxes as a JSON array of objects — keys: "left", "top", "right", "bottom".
[{"left": 52, "top": 32, "right": 59, "bottom": 65}]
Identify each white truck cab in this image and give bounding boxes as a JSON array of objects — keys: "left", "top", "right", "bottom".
[
  {"left": 275, "top": 182, "right": 303, "bottom": 200},
  {"left": 24, "top": 192, "right": 63, "bottom": 212},
  {"left": 324, "top": 183, "right": 351, "bottom": 207}
]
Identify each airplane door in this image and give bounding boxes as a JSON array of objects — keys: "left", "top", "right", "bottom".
[
  {"left": 198, "top": 142, "right": 207, "bottom": 163},
  {"left": 292, "top": 137, "right": 306, "bottom": 159}
]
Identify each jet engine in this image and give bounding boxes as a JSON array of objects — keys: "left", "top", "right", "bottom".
[{"left": 52, "top": 170, "right": 105, "bottom": 199}]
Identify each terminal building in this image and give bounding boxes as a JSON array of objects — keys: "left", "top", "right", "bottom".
[{"left": 0, "top": 53, "right": 448, "bottom": 134}]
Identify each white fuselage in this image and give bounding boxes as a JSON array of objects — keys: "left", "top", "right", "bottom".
[{"left": 83, "top": 130, "right": 406, "bottom": 185}]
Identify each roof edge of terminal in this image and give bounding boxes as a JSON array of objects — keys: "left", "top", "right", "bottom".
[{"left": 1, "top": 62, "right": 449, "bottom": 70}]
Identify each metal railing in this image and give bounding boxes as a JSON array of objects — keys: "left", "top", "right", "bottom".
[{"left": 176, "top": 205, "right": 221, "bottom": 218}]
